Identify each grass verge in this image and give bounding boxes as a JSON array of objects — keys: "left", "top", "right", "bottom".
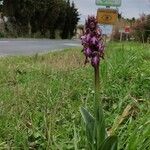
[{"left": 0, "top": 42, "right": 150, "bottom": 149}]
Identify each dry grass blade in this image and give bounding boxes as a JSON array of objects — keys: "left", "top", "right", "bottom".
[{"left": 108, "top": 103, "right": 139, "bottom": 135}]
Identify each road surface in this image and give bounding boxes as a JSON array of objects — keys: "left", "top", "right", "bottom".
[{"left": 0, "top": 39, "right": 81, "bottom": 56}]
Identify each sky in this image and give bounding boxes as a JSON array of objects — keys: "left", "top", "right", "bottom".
[{"left": 71, "top": 0, "right": 150, "bottom": 24}]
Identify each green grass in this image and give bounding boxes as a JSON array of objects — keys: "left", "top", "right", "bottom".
[{"left": 0, "top": 42, "right": 150, "bottom": 149}]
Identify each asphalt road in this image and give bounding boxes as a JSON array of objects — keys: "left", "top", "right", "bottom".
[{"left": 0, "top": 39, "right": 81, "bottom": 56}]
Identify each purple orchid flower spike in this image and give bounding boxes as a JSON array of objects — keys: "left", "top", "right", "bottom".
[
  {"left": 91, "top": 53, "right": 100, "bottom": 67},
  {"left": 80, "top": 16, "right": 118, "bottom": 150},
  {"left": 81, "top": 16, "right": 104, "bottom": 68}
]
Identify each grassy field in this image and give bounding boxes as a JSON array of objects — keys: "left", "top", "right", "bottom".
[{"left": 0, "top": 42, "right": 150, "bottom": 149}]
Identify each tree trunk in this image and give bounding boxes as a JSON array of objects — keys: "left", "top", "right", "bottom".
[
  {"left": 4, "top": 0, "right": 13, "bottom": 16},
  {"left": 28, "top": 19, "right": 31, "bottom": 36},
  {"left": 49, "top": 27, "right": 55, "bottom": 39}
]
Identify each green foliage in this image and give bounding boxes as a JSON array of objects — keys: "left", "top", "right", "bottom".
[
  {"left": 95, "top": 104, "right": 107, "bottom": 150},
  {"left": 0, "top": 32, "right": 4, "bottom": 37},
  {"left": 100, "top": 136, "right": 118, "bottom": 150},
  {"left": 61, "top": 0, "right": 80, "bottom": 39},
  {"left": 1, "top": 0, "right": 79, "bottom": 38},
  {"left": 145, "top": 15, "right": 150, "bottom": 41},
  {"left": 80, "top": 107, "right": 95, "bottom": 149},
  {"left": 0, "top": 0, "right": 3, "bottom": 12},
  {"left": 81, "top": 106, "right": 117, "bottom": 150},
  {"left": 133, "top": 14, "right": 150, "bottom": 42}
]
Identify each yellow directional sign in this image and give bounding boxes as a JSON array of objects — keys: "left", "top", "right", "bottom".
[{"left": 96, "top": 8, "right": 118, "bottom": 25}]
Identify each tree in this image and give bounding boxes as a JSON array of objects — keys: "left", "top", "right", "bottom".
[
  {"left": 2, "top": 0, "right": 80, "bottom": 38},
  {"left": 69, "top": 2, "right": 80, "bottom": 38},
  {"left": 132, "top": 14, "right": 150, "bottom": 42},
  {"left": 47, "top": 0, "right": 65, "bottom": 38},
  {"left": 0, "top": 0, "right": 3, "bottom": 12},
  {"left": 16, "top": 0, "right": 35, "bottom": 36},
  {"left": 3, "top": 0, "right": 14, "bottom": 16},
  {"left": 61, "top": 0, "right": 79, "bottom": 39},
  {"left": 145, "top": 14, "right": 150, "bottom": 41}
]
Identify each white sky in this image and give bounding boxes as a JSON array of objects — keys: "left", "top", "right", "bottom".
[{"left": 71, "top": 0, "right": 150, "bottom": 24}]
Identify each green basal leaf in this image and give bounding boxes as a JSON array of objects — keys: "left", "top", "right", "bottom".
[
  {"left": 80, "top": 107, "right": 95, "bottom": 149},
  {"left": 95, "top": 105, "right": 108, "bottom": 149},
  {"left": 100, "top": 135, "right": 118, "bottom": 150},
  {"left": 73, "top": 124, "right": 78, "bottom": 150}
]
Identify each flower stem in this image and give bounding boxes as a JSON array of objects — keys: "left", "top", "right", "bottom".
[
  {"left": 94, "top": 65, "right": 100, "bottom": 106},
  {"left": 94, "top": 65, "right": 106, "bottom": 149}
]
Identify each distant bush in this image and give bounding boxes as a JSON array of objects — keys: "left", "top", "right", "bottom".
[
  {"left": 132, "top": 14, "right": 150, "bottom": 42},
  {"left": 0, "top": 32, "right": 4, "bottom": 38}
]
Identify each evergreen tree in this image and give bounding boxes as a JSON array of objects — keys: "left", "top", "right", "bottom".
[
  {"left": 61, "top": 0, "right": 70, "bottom": 39},
  {"left": 2, "top": 0, "right": 80, "bottom": 38},
  {"left": 0, "top": 0, "right": 3, "bottom": 12},
  {"left": 61, "top": 0, "right": 79, "bottom": 39},
  {"left": 69, "top": 1, "right": 80, "bottom": 38}
]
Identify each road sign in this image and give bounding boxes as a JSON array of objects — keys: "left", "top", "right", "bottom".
[
  {"left": 97, "top": 8, "right": 118, "bottom": 25},
  {"left": 125, "top": 26, "right": 130, "bottom": 33},
  {"left": 99, "top": 25, "right": 113, "bottom": 35},
  {"left": 96, "top": 0, "right": 121, "bottom": 7}
]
